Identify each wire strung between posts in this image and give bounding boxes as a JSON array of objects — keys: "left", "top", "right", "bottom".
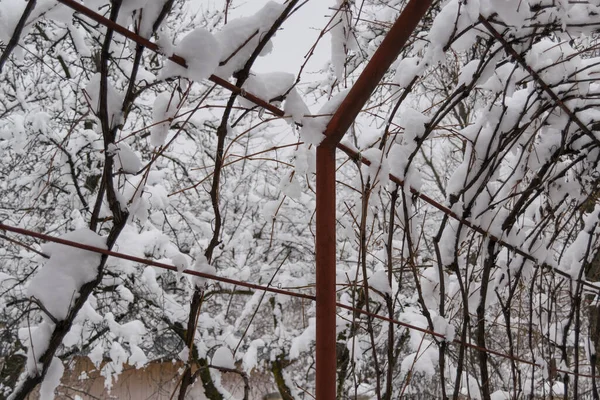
[
  {"left": 1, "top": 222, "right": 598, "bottom": 380},
  {"left": 0, "top": 223, "right": 314, "bottom": 301},
  {"left": 9, "top": 0, "right": 598, "bottom": 383}
]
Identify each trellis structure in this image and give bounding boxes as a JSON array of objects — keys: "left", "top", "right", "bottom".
[{"left": 4, "top": 0, "right": 600, "bottom": 399}]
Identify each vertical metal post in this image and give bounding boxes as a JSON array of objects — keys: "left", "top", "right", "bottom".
[
  {"left": 314, "top": 1, "right": 432, "bottom": 399},
  {"left": 315, "top": 144, "right": 338, "bottom": 400}
]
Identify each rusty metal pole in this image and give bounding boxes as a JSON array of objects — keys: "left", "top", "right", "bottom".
[
  {"left": 315, "top": 1, "right": 432, "bottom": 399},
  {"left": 315, "top": 144, "right": 337, "bottom": 400}
]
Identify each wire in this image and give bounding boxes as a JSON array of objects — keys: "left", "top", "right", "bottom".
[{"left": 2, "top": 222, "right": 599, "bottom": 379}]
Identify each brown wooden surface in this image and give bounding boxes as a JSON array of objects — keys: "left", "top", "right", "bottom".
[{"left": 25, "top": 357, "right": 275, "bottom": 400}]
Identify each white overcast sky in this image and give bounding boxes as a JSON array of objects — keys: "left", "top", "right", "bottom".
[{"left": 223, "top": 0, "right": 333, "bottom": 75}]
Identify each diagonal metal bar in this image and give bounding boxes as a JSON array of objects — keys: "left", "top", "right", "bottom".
[{"left": 321, "top": 0, "right": 433, "bottom": 147}]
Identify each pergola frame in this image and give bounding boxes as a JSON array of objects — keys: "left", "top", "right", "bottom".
[{"left": 5, "top": 0, "right": 600, "bottom": 399}]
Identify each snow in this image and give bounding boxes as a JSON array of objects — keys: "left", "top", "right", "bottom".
[
  {"left": 242, "top": 339, "right": 264, "bottom": 373},
  {"left": 213, "top": 2, "right": 286, "bottom": 79},
  {"left": 299, "top": 90, "right": 349, "bottom": 145},
  {"left": 120, "top": 59, "right": 156, "bottom": 83},
  {"left": 446, "top": 148, "right": 471, "bottom": 200},
  {"left": 39, "top": 357, "right": 64, "bottom": 400},
  {"left": 116, "top": 285, "right": 134, "bottom": 303},
  {"left": 279, "top": 172, "right": 301, "bottom": 199},
  {"left": 62, "top": 324, "right": 83, "bottom": 348},
  {"left": 105, "top": 312, "right": 147, "bottom": 345},
  {"left": 263, "top": 200, "right": 280, "bottom": 220},
  {"left": 117, "top": 0, "right": 150, "bottom": 29},
  {"left": 102, "top": 341, "right": 129, "bottom": 389},
  {"left": 330, "top": 1, "right": 357, "bottom": 80},
  {"left": 160, "top": 28, "right": 221, "bottom": 82},
  {"left": 138, "top": 0, "right": 170, "bottom": 38},
  {"left": 486, "top": 0, "right": 530, "bottom": 28},
  {"left": 480, "top": 62, "right": 528, "bottom": 95},
  {"left": 346, "top": 336, "right": 366, "bottom": 367},
  {"left": 426, "top": 0, "right": 483, "bottom": 58},
  {"left": 420, "top": 267, "right": 442, "bottom": 310},
  {"left": 394, "top": 57, "right": 423, "bottom": 88},
  {"left": 433, "top": 315, "right": 455, "bottom": 342},
  {"left": 89, "top": 343, "right": 104, "bottom": 369},
  {"left": 457, "top": 59, "right": 480, "bottom": 87},
  {"left": 170, "top": 253, "right": 189, "bottom": 274},
  {"left": 525, "top": 39, "right": 578, "bottom": 85},
  {"left": 400, "top": 347, "right": 438, "bottom": 378},
  {"left": 284, "top": 88, "right": 309, "bottom": 124},
  {"left": 111, "top": 142, "right": 142, "bottom": 174},
  {"left": 361, "top": 148, "right": 390, "bottom": 190},
  {"left": 238, "top": 71, "right": 294, "bottom": 108},
  {"left": 128, "top": 344, "right": 148, "bottom": 369},
  {"left": 209, "top": 368, "right": 234, "bottom": 399},
  {"left": 150, "top": 92, "right": 179, "bottom": 147},
  {"left": 289, "top": 318, "right": 316, "bottom": 359},
  {"left": 398, "top": 108, "right": 428, "bottom": 142},
  {"left": 84, "top": 0, "right": 111, "bottom": 11},
  {"left": 84, "top": 73, "right": 124, "bottom": 129},
  {"left": 561, "top": 206, "right": 600, "bottom": 277},
  {"left": 147, "top": 184, "right": 170, "bottom": 210},
  {"left": 212, "top": 346, "right": 235, "bottom": 369},
  {"left": 68, "top": 22, "right": 92, "bottom": 57},
  {"left": 20, "top": 322, "right": 52, "bottom": 377},
  {"left": 178, "top": 346, "right": 189, "bottom": 363},
  {"left": 242, "top": 345, "right": 258, "bottom": 373},
  {"left": 427, "top": 0, "right": 459, "bottom": 55},
  {"left": 28, "top": 229, "right": 107, "bottom": 321},
  {"left": 156, "top": 28, "right": 175, "bottom": 58},
  {"left": 190, "top": 255, "right": 217, "bottom": 288},
  {"left": 368, "top": 270, "right": 392, "bottom": 296}
]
